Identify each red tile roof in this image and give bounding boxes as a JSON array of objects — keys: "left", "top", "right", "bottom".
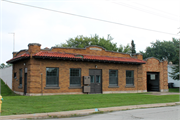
[
  {"left": 33, "top": 51, "right": 146, "bottom": 64},
  {"left": 6, "top": 53, "right": 30, "bottom": 63}
]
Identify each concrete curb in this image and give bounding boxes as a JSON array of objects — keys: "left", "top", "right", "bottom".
[{"left": 0, "top": 102, "right": 180, "bottom": 120}]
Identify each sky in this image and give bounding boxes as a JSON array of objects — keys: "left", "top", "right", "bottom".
[{"left": 0, "top": 0, "right": 180, "bottom": 64}]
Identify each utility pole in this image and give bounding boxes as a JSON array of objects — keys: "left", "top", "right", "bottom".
[{"left": 9, "top": 33, "right": 15, "bottom": 52}]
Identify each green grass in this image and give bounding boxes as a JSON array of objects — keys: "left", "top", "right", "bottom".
[
  {"left": 1, "top": 93, "right": 179, "bottom": 115},
  {"left": 0, "top": 78, "right": 179, "bottom": 116},
  {"left": 169, "top": 88, "right": 180, "bottom": 92},
  {"left": 0, "top": 79, "right": 19, "bottom": 96}
]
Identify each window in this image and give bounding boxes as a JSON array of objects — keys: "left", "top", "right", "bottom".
[
  {"left": 90, "top": 75, "right": 94, "bottom": 83},
  {"left": 46, "top": 68, "right": 59, "bottom": 87},
  {"left": 14, "top": 72, "right": 17, "bottom": 79},
  {"left": 19, "top": 69, "right": 22, "bottom": 86},
  {"left": 109, "top": 70, "right": 118, "bottom": 86},
  {"left": 70, "top": 68, "right": 81, "bottom": 87},
  {"left": 126, "top": 70, "right": 134, "bottom": 86}
]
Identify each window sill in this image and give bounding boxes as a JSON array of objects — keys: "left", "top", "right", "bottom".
[
  {"left": 108, "top": 86, "right": 119, "bottom": 88},
  {"left": 18, "top": 85, "right": 22, "bottom": 89},
  {"left": 125, "top": 85, "right": 135, "bottom": 88},
  {"left": 69, "top": 86, "right": 82, "bottom": 89},
  {"left": 44, "top": 87, "right": 60, "bottom": 89}
]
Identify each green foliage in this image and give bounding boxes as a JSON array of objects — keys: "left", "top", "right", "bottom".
[
  {"left": 131, "top": 40, "right": 136, "bottom": 54},
  {"left": 0, "top": 63, "right": 12, "bottom": 69},
  {"left": 0, "top": 63, "right": 5, "bottom": 69},
  {"left": 169, "top": 65, "right": 179, "bottom": 80},
  {"left": 118, "top": 44, "right": 131, "bottom": 53},
  {"left": 56, "top": 34, "right": 131, "bottom": 53},
  {"left": 140, "top": 38, "right": 179, "bottom": 64},
  {"left": 0, "top": 79, "right": 18, "bottom": 96},
  {"left": 1, "top": 93, "right": 179, "bottom": 115},
  {"left": 169, "top": 39, "right": 179, "bottom": 80}
]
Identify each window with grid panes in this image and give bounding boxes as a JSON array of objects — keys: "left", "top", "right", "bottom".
[
  {"left": 70, "top": 68, "right": 81, "bottom": 86},
  {"left": 46, "top": 68, "right": 59, "bottom": 87},
  {"left": 126, "top": 70, "right": 134, "bottom": 86},
  {"left": 109, "top": 70, "right": 118, "bottom": 86}
]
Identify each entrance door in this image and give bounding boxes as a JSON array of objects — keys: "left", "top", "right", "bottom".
[
  {"left": 24, "top": 68, "right": 27, "bottom": 95},
  {"left": 147, "top": 72, "right": 159, "bottom": 91},
  {"left": 89, "top": 69, "right": 102, "bottom": 94}
]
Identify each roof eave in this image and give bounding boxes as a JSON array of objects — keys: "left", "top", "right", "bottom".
[
  {"left": 33, "top": 56, "right": 146, "bottom": 65},
  {"left": 6, "top": 57, "right": 30, "bottom": 64}
]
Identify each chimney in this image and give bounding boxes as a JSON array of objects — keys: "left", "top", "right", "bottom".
[
  {"left": 12, "top": 52, "right": 17, "bottom": 58},
  {"left": 28, "top": 43, "right": 41, "bottom": 56}
]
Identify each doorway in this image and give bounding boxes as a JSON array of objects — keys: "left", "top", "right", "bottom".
[
  {"left": 89, "top": 69, "right": 102, "bottom": 94},
  {"left": 24, "top": 68, "right": 27, "bottom": 95},
  {"left": 147, "top": 72, "right": 159, "bottom": 91}
]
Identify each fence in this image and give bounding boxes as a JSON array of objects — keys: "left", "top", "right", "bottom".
[{"left": 0, "top": 66, "right": 12, "bottom": 89}]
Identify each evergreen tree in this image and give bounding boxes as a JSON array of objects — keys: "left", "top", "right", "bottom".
[
  {"left": 131, "top": 40, "right": 136, "bottom": 54},
  {"left": 169, "top": 40, "right": 179, "bottom": 80}
]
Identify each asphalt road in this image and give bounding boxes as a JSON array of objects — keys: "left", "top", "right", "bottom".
[{"left": 47, "top": 105, "right": 180, "bottom": 120}]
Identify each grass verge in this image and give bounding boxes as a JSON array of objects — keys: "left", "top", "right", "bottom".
[
  {"left": 1, "top": 93, "right": 179, "bottom": 115},
  {"left": 0, "top": 79, "right": 19, "bottom": 96},
  {"left": 169, "top": 88, "right": 179, "bottom": 92}
]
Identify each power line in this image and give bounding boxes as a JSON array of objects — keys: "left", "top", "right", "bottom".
[
  {"left": 128, "top": 0, "right": 179, "bottom": 17},
  {"left": 111, "top": 1, "right": 179, "bottom": 22},
  {"left": 2, "top": 0, "right": 180, "bottom": 36}
]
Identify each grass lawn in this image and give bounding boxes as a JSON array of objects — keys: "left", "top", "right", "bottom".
[
  {"left": 1, "top": 93, "right": 179, "bottom": 116},
  {"left": 169, "top": 88, "right": 180, "bottom": 92},
  {"left": 1, "top": 79, "right": 19, "bottom": 96},
  {"left": 0, "top": 79, "right": 179, "bottom": 116}
]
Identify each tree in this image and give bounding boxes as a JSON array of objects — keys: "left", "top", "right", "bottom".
[
  {"left": 169, "top": 39, "right": 179, "bottom": 80},
  {"left": 131, "top": 40, "right": 136, "bottom": 54},
  {"left": 56, "top": 34, "right": 130, "bottom": 53},
  {"left": 118, "top": 44, "right": 131, "bottom": 53},
  {"left": 0, "top": 63, "right": 12, "bottom": 69},
  {"left": 140, "top": 38, "right": 179, "bottom": 64},
  {"left": 0, "top": 63, "right": 6, "bottom": 69},
  {"left": 6, "top": 63, "right": 12, "bottom": 67}
]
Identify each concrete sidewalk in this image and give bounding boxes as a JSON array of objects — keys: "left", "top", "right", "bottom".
[
  {"left": 150, "top": 92, "right": 180, "bottom": 95},
  {"left": 0, "top": 102, "right": 180, "bottom": 120}
]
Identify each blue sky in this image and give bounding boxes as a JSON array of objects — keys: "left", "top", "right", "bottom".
[{"left": 1, "top": 0, "right": 180, "bottom": 64}]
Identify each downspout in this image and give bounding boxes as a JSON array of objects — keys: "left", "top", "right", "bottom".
[
  {"left": 41, "top": 73, "right": 43, "bottom": 96},
  {"left": 137, "top": 66, "right": 138, "bottom": 93}
]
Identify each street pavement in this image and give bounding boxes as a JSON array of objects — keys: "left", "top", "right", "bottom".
[{"left": 47, "top": 105, "right": 180, "bottom": 120}]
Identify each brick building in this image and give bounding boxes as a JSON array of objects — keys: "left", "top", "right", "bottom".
[{"left": 7, "top": 43, "right": 168, "bottom": 96}]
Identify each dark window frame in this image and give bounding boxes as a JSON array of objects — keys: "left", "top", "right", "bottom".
[
  {"left": 126, "top": 70, "right": 134, "bottom": 86},
  {"left": 109, "top": 70, "right": 118, "bottom": 86},
  {"left": 46, "top": 67, "right": 59, "bottom": 87},
  {"left": 70, "top": 68, "right": 81, "bottom": 87},
  {"left": 14, "top": 72, "right": 17, "bottom": 79},
  {"left": 19, "top": 69, "right": 22, "bottom": 86}
]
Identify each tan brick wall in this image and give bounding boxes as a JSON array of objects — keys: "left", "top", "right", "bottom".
[
  {"left": 142, "top": 58, "right": 168, "bottom": 91},
  {"left": 13, "top": 58, "right": 142, "bottom": 94},
  {"left": 12, "top": 44, "right": 168, "bottom": 95},
  {"left": 12, "top": 60, "right": 29, "bottom": 93}
]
